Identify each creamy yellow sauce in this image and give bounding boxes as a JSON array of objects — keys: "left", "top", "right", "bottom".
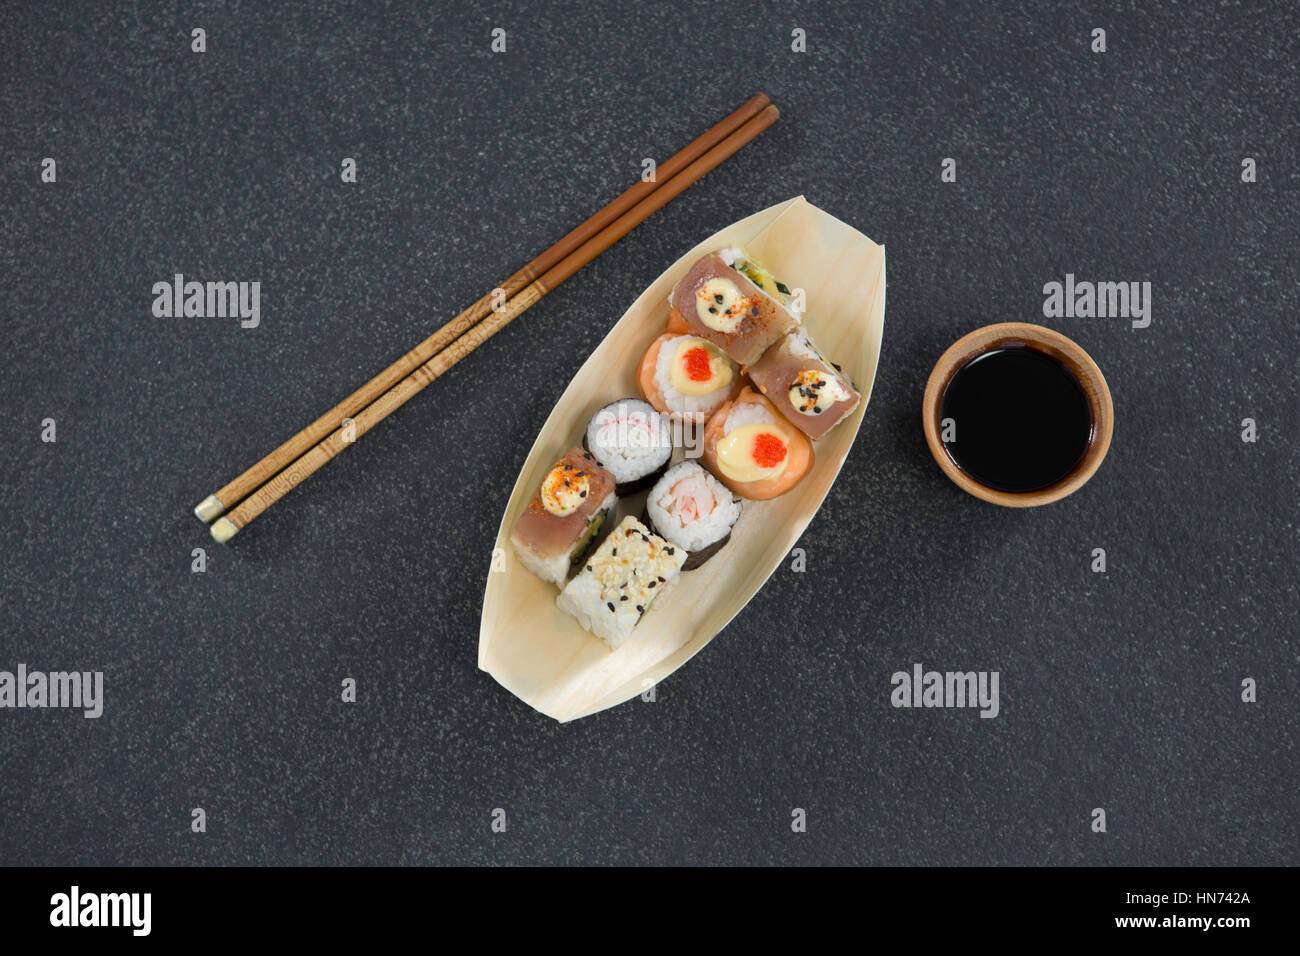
[
  {"left": 541, "top": 465, "right": 590, "bottom": 516},
  {"left": 788, "top": 369, "right": 851, "bottom": 415},
  {"left": 668, "top": 338, "right": 733, "bottom": 396},
  {"left": 716, "top": 423, "right": 789, "bottom": 483},
  {"left": 695, "top": 277, "right": 748, "bottom": 333}
]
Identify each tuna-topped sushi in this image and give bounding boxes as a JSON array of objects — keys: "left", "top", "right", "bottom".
[
  {"left": 638, "top": 333, "right": 741, "bottom": 421},
  {"left": 557, "top": 516, "right": 687, "bottom": 649},
  {"left": 644, "top": 461, "right": 742, "bottom": 570},
  {"left": 584, "top": 398, "right": 673, "bottom": 494},
  {"left": 747, "top": 326, "right": 862, "bottom": 440},
  {"left": 702, "top": 386, "right": 814, "bottom": 500},
  {"left": 510, "top": 446, "right": 616, "bottom": 588},
  {"left": 667, "top": 248, "right": 800, "bottom": 365}
]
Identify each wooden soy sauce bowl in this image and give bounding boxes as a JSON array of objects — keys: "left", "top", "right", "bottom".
[{"left": 921, "top": 323, "right": 1114, "bottom": 507}]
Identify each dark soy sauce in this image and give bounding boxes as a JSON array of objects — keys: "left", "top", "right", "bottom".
[{"left": 939, "top": 346, "right": 1093, "bottom": 493}]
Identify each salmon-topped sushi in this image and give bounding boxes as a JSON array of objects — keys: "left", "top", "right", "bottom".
[
  {"left": 701, "top": 387, "right": 814, "bottom": 500},
  {"left": 510, "top": 446, "right": 617, "bottom": 588},
  {"left": 667, "top": 249, "right": 800, "bottom": 365},
  {"left": 638, "top": 332, "right": 742, "bottom": 421}
]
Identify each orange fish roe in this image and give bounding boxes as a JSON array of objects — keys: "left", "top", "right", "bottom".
[
  {"left": 752, "top": 430, "right": 788, "bottom": 469},
  {"left": 683, "top": 345, "right": 713, "bottom": 382}
]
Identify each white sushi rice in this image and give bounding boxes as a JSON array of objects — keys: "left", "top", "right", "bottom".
[
  {"left": 556, "top": 516, "right": 686, "bottom": 649},
  {"left": 585, "top": 399, "right": 672, "bottom": 485},
  {"left": 646, "top": 461, "right": 741, "bottom": 553},
  {"left": 653, "top": 335, "right": 736, "bottom": 420},
  {"left": 786, "top": 325, "right": 822, "bottom": 361},
  {"left": 723, "top": 399, "right": 775, "bottom": 435}
]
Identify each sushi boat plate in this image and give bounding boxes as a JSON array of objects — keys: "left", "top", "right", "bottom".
[{"left": 479, "top": 196, "right": 886, "bottom": 721}]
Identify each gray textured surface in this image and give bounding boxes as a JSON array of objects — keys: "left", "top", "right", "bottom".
[{"left": 1, "top": 1, "right": 1296, "bottom": 865}]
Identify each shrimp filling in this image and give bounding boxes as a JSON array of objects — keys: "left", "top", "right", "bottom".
[{"left": 660, "top": 472, "right": 717, "bottom": 528}]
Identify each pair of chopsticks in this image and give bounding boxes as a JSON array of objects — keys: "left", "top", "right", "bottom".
[{"left": 195, "top": 94, "right": 779, "bottom": 541}]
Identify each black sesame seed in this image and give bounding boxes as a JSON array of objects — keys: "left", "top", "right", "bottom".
[
  {"left": 708, "top": 306, "right": 718, "bottom": 314},
  {"left": 648, "top": 581, "right": 656, "bottom": 588},
  {"left": 606, "top": 602, "right": 615, "bottom": 612},
  {"left": 579, "top": 490, "right": 587, "bottom": 497},
  {"left": 620, "top": 595, "right": 628, "bottom": 601},
  {"left": 636, "top": 605, "right": 644, "bottom": 613},
  {"left": 657, "top": 576, "right": 666, "bottom": 582},
  {"left": 714, "top": 293, "right": 724, "bottom": 303},
  {"left": 586, "top": 565, "right": 592, "bottom": 571},
  {"left": 813, "top": 406, "right": 822, "bottom": 413},
  {"left": 611, "top": 547, "right": 617, "bottom": 555},
  {"left": 665, "top": 547, "right": 675, "bottom": 554}
]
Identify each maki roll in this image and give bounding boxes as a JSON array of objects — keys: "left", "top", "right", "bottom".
[
  {"left": 583, "top": 398, "right": 673, "bottom": 494},
  {"left": 747, "top": 326, "right": 861, "bottom": 439},
  {"left": 702, "top": 386, "right": 814, "bottom": 500},
  {"left": 557, "top": 516, "right": 687, "bottom": 649},
  {"left": 510, "top": 446, "right": 616, "bottom": 588},
  {"left": 637, "top": 333, "right": 741, "bottom": 421},
  {"left": 667, "top": 248, "right": 800, "bottom": 365},
  {"left": 644, "top": 461, "right": 742, "bottom": 570}
]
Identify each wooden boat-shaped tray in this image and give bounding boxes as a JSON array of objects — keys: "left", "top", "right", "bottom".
[{"left": 479, "top": 196, "right": 886, "bottom": 721}]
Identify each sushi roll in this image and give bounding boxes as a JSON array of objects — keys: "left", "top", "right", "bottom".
[
  {"left": 667, "top": 248, "right": 800, "bottom": 365},
  {"left": 702, "top": 386, "right": 814, "bottom": 500},
  {"left": 583, "top": 398, "right": 673, "bottom": 494},
  {"left": 643, "top": 461, "right": 742, "bottom": 570},
  {"left": 510, "top": 446, "right": 617, "bottom": 589},
  {"left": 746, "top": 326, "right": 862, "bottom": 439},
  {"left": 637, "top": 333, "right": 741, "bottom": 421},
  {"left": 556, "top": 516, "right": 687, "bottom": 649},
  {"left": 721, "top": 246, "right": 800, "bottom": 310}
]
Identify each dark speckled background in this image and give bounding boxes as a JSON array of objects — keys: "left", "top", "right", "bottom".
[{"left": 1, "top": 1, "right": 1296, "bottom": 866}]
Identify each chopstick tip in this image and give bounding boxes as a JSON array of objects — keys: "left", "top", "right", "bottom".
[
  {"left": 210, "top": 517, "right": 240, "bottom": 544},
  {"left": 193, "top": 494, "right": 225, "bottom": 523}
]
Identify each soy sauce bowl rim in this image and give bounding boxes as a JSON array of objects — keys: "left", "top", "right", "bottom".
[{"left": 921, "top": 322, "right": 1114, "bottom": 508}]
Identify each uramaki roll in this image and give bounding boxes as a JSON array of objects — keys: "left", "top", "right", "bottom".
[
  {"left": 701, "top": 387, "right": 813, "bottom": 500},
  {"left": 638, "top": 332, "right": 742, "bottom": 421},
  {"left": 746, "top": 326, "right": 861, "bottom": 440},
  {"left": 510, "top": 446, "right": 617, "bottom": 588},
  {"left": 667, "top": 249, "right": 800, "bottom": 365}
]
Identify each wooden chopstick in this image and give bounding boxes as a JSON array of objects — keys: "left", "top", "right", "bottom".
[
  {"left": 207, "top": 102, "right": 779, "bottom": 542},
  {"left": 193, "top": 93, "right": 773, "bottom": 526}
]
